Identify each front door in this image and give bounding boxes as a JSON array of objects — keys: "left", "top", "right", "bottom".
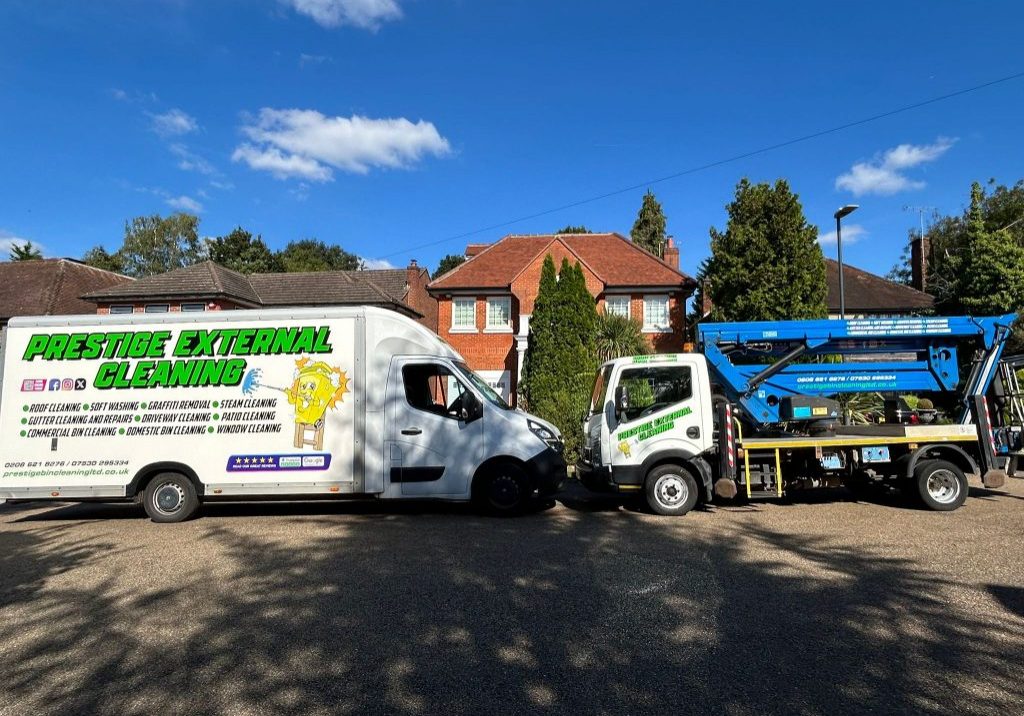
[{"left": 386, "top": 358, "right": 484, "bottom": 497}]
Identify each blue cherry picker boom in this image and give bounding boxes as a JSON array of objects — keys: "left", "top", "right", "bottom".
[{"left": 578, "top": 314, "right": 1023, "bottom": 515}]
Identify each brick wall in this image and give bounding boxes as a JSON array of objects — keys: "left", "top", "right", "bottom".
[
  {"left": 404, "top": 264, "right": 439, "bottom": 333},
  {"left": 511, "top": 240, "right": 604, "bottom": 314},
  {"left": 437, "top": 295, "right": 519, "bottom": 395}
]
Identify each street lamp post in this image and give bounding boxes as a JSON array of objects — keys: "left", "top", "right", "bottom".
[{"left": 833, "top": 204, "right": 859, "bottom": 319}]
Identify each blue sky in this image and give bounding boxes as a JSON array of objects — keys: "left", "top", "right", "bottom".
[{"left": 1, "top": 0, "right": 1022, "bottom": 279}]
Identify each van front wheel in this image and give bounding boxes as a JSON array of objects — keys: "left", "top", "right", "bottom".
[
  {"left": 645, "top": 464, "right": 699, "bottom": 516},
  {"left": 143, "top": 473, "right": 199, "bottom": 523},
  {"left": 476, "top": 462, "right": 530, "bottom": 515}
]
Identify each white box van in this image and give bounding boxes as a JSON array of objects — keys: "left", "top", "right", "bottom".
[{"left": 0, "top": 307, "right": 566, "bottom": 521}]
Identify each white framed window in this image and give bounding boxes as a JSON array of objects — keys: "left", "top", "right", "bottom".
[
  {"left": 451, "top": 297, "right": 477, "bottom": 331},
  {"left": 181, "top": 302, "right": 207, "bottom": 312},
  {"left": 144, "top": 304, "right": 169, "bottom": 314},
  {"left": 485, "top": 296, "right": 512, "bottom": 331},
  {"left": 642, "top": 295, "right": 671, "bottom": 333},
  {"left": 605, "top": 295, "right": 630, "bottom": 318},
  {"left": 109, "top": 304, "right": 134, "bottom": 315}
]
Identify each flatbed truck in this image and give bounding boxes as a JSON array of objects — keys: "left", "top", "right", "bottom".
[{"left": 579, "top": 314, "right": 1023, "bottom": 515}]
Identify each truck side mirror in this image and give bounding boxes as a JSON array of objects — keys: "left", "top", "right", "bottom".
[
  {"left": 461, "top": 392, "right": 483, "bottom": 422},
  {"left": 615, "top": 385, "right": 630, "bottom": 413}
]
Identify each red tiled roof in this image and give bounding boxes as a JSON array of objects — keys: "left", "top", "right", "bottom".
[
  {"left": 0, "top": 259, "right": 132, "bottom": 323},
  {"left": 429, "top": 233, "right": 695, "bottom": 291}
]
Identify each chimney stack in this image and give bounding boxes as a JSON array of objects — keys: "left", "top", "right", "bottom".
[
  {"left": 910, "top": 235, "right": 929, "bottom": 292},
  {"left": 663, "top": 236, "right": 679, "bottom": 270}
]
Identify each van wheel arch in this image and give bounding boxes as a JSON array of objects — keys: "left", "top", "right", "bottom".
[
  {"left": 472, "top": 456, "right": 531, "bottom": 494},
  {"left": 472, "top": 457, "right": 532, "bottom": 514},
  {"left": 641, "top": 453, "right": 713, "bottom": 503},
  {"left": 905, "top": 445, "right": 978, "bottom": 481},
  {"left": 129, "top": 462, "right": 204, "bottom": 500}
]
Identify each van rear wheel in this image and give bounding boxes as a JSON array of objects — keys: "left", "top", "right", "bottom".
[
  {"left": 476, "top": 462, "right": 531, "bottom": 515},
  {"left": 913, "top": 459, "right": 968, "bottom": 512},
  {"left": 143, "top": 473, "right": 199, "bottom": 523},
  {"left": 645, "top": 464, "right": 699, "bottom": 516}
]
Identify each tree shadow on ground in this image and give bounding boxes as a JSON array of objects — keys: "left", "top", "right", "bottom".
[{"left": 1, "top": 497, "right": 1023, "bottom": 715}]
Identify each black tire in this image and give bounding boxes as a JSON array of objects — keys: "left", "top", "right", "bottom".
[
  {"left": 142, "top": 472, "right": 200, "bottom": 523},
  {"left": 644, "top": 464, "right": 699, "bottom": 516},
  {"left": 475, "top": 462, "right": 531, "bottom": 515},
  {"left": 913, "top": 459, "right": 968, "bottom": 512}
]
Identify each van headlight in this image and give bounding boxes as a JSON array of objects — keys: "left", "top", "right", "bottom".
[{"left": 528, "top": 420, "right": 562, "bottom": 451}]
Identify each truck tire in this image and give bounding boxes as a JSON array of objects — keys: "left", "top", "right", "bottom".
[
  {"left": 913, "top": 459, "right": 968, "bottom": 512},
  {"left": 476, "top": 462, "right": 531, "bottom": 516},
  {"left": 645, "top": 464, "right": 699, "bottom": 516},
  {"left": 142, "top": 472, "right": 199, "bottom": 523}
]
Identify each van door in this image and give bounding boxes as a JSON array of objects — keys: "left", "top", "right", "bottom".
[
  {"left": 386, "top": 358, "right": 484, "bottom": 497},
  {"left": 609, "top": 359, "right": 708, "bottom": 470}
]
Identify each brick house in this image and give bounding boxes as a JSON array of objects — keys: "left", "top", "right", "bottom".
[
  {"left": 825, "top": 259, "right": 934, "bottom": 318},
  {"left": 428, "top": 233, "right": 697, "bottom": 404},
  {"left": 83, "top": 260, "right": 438, "bottom": 331},
  {"left": 0, "top": 258, "right": 132, "bottom": 328}
]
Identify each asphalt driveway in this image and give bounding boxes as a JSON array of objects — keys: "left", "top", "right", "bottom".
[{"left": 2, "top": 479, "right": 1023, "bottom": 715}]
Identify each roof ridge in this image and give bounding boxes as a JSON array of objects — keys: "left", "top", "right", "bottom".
[
  {"left": 43, "top": 259, "right": 67, "bottom": 315},
  {"left": 206, "top": 261, "right": 224, "bottom": 293}
]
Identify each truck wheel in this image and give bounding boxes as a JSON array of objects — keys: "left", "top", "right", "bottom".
[
  {"left": 913, "top": 460, "right": 968, "bottom": 512},
  {"left": 143, "top": 473, "right": 199, "bottom": 523},
  {"left": 645, "top": 464, "right": 699, "bottom": 516},
  {"left": 476, "top": 462, "right": 531, "bottom": 515}
]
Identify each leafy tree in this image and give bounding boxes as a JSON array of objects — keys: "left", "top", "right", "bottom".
[
  {"left": 595, "top": 312, "right": 650, "bottom": 362},
  {"left": 433, "top": 253, "right": 466, "bottom": 279},
  {"left": 119, "top": 213, "right": 203, "bottom": 277},
  {"left": 277, "top": 238, "right": 362, "bottom": 272},
  {"left": 8, "top": 241, "right": 42, "bottom": 261},
  {"left": 556, "top": 225, "right": 592, "bottom": 234},
  {"left": 207, "top": 227, "right": 282, "bottom": 273},
  {"left": 82, "top": 245, "right": 125, "bottom": 273},
  {"left": 888, "top": 179, "right": 1024, "bottom": 311},
  {"left": 630, "top": 190, "right": 667, "bottom": 258},
  {"left": 700, "top": 178, "right": 826, "bottom": 321},
  {"left": 519, "top": 256, "right": 598, "bottom": 462},
  {"left": 957, "top": 182, "right": 1024, "bottom": 317}
]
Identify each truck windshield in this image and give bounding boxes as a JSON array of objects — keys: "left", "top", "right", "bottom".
[
  {"left": 453, "top": 361, "right": 512, "bottom": 410},
  {"left": 589, "top": 365, "right": 613, "bottom": 415}
]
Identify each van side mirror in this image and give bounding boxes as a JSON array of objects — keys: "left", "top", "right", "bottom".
[
  {"left": 615, "top": 385, "right": 630, "bottom": 413},
  {"left": 461, "top": 392, "right": 483, "bottom": 422}
]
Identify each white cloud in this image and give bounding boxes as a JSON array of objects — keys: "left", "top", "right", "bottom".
[
  {"left": 299, "top": 53, "right": 332, "bottom": 67},
  {"left": 286, "top": 0, "right": 402, "bottom": 30},
  {"left": 0, "top": 230, "right": 46, "bottom": 258},
  {"left": 818, "top": 223, "right": 867, "bottom": 246},
  {"left": 209, "top": 179, "right": 235, "bottom": 191},
  {"left": 150, "top": 108, "right": 199, "bottom": 137},
  {"left": 835, "top": 137, "right": 956, "bottom": 196},
  {"left": 110, "top": 88, "right": 129, "bottom": 101},
  {"left": 361, "top": 257, "right": 396, "bottom": 270},
  {"left": 166, "top": 195, "right": 204, "bottom": 213},
  {"left": 233, "top": 108, "right": 451, "bottom": 181},
  {"left": 169, "top": 143, "right": 216, "bottom": 175}
]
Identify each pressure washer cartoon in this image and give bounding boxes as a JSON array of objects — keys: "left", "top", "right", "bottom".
[{"left": 242, "top": 357, "right": 349, "bottom": 450}]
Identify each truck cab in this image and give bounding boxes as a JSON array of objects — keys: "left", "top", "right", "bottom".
[{"left": 578, "top": 354, "right": 716, "bottom": 514}]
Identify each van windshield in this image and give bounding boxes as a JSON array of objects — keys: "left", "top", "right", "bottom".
[
  {"left": 589, "top": 365, "right": 613, "bottom": 415},
  {"left": 453, "top": 361, "right": 512, "bottom": 410}
]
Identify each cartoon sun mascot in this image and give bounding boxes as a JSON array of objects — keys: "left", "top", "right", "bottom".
[{"left": 242, "top": 357, "right": 349, "bottom": 450}]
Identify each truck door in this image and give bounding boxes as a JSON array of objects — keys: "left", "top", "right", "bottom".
[
  {"left": 386, "top": 358, "right": 484, "bottom": 497},
  {"left": 610, "top": 360, "right": 708, "bottom": 469}
]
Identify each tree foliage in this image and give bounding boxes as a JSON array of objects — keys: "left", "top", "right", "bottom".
[
  {"left": 957, "top": 182, "right": 1024, "bottom": 317},
  {"left": 595, "top": 312, "right": 650, "bottom": 362},
  {"left": 630, "top": 190, "right": 667, "bottom": 258},
  {"left": 519, "top": 255, "right": 599, "bottom": 462},
  {"left": 82, "top": 245, "right": 125, "bottom": 273},
  {"left": 433, "top": 253, "right": 466, "bottom": 279},
  {"left": 118, "top": 213, "right": 203, "bottom": 277},
  {"left": 277, "top": 239, "right": 362, "bottom": 273},
  {"left": 556, "top": 225, "right": 592, "bottom": 234},
  {"left": 207, "top": 227, "right": 283, "bottom": 274},
  {"left": 8, "top": 241, "right": 43, "bottom": 261},
  {"left": 699, "top": 178, "right": 826, "bottom": 322}
]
